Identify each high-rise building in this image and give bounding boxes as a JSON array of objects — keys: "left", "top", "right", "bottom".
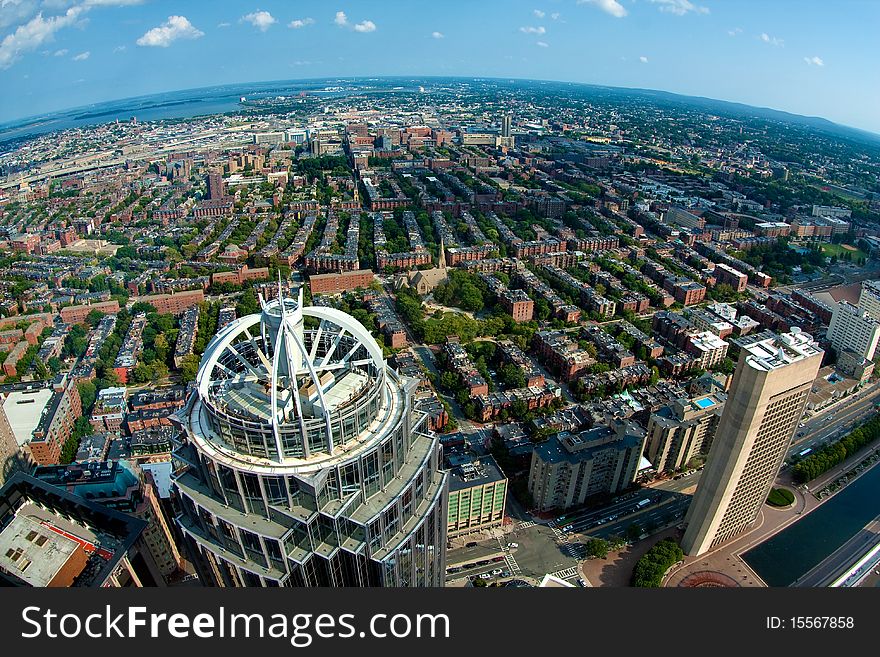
[
  {"left": 528, "top": 419, "right": 646, "bottom": 512},
  {"left": 857, "top": 280, "right": 880, "bottom": 320},
  {"left": 33, "top": 460, "right": 185, "bottom": 586},
  {"left": 171, "top": 289, "right": 448, "bottom": 587},
  {"left": 446, "top": 454, "right": 507, "bottom": 538},
  {"left": 681, "top": 330, "right": 822, "bottom": 556},
  {"left": 501, "top": 114, "right": 512, "bottom": 138},
  {"left": 828, "top": 300, "right": 880, "bottom": 361},
  {"left": 0, "top": 473, "right": 147, "bottom": 587},
  {"left": 0, "top": 395, "right": 27, "bottom": 487},
  {"left": 645, "top": 393, "right": 725, "bottom": 474},
  {"left": 207, "top": 173, "right": 226, "bottom": 200}
]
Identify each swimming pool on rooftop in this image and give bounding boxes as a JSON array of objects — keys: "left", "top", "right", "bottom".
[{"left": 694, "top": 397, "right": 715, "bottom": 409}]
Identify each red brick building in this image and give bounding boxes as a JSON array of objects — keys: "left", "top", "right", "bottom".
[
  {"left": 60, "top": 300, "right": 120, "bottom": 325},
  {"left": 138, "top": 289, "right": 204, "bottom": 315},
  {"left": 309, "top": 269, "right": 375, "bottom": 295}
]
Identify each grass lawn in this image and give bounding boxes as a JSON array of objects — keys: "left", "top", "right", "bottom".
[
  {"left": 767, "top": 487, "right": 795, "bottom": 507},
  {"left": 820, "top": 243, "right": 867, "bottom": 261}
]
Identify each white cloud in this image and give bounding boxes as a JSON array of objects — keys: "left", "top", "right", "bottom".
[
  {"left": 551, "top": 12, "right": 561, "bottom": 20},
  {"left": 533, "top": 9, "right": 545, "bottom": 18},
  {"left": 72, "top": 49, "right": 88, "bottom": 60},
  {"left": 0, "top": 5, "right": 84, "bottom": 69},
  {"left": 649, "top": 0, "right": 709, "bottom": 15},
  {"left": 577, "top": 0, "right": 627, "bottom": 18},
  {"left": 52, "top": 47, "right": 67, "bottom": 56},
  {"left": 639, "top": 55, "right": 648, "bottom": 63},
  {"left": 727, "top": 27, "right": 742, "bottom": 37},
  {"left": 536, "top": 40, "right": 548, "bottom": 47},
  {"left": 112, "top": 44, "right": 125, "bottom": 52},
  {"left": 519, "top": 25, "right": 546, "bottom": 34},
  {"left": 241, "top": 10, "right": 276, "bottom": 31},
  {"left": 217, "top": 22, "right": 231, "bottom": 28},
  {"left": 0, "top": 0, "right": 38, "bottom": 29},
  {"left": 335, "top": 11, "right": 375, "bottom": 32},
  {"left": 431, "top": 31, "right": 443, "bottom": 39},
  {"left": 804, "top": 55, "right": 824, "bottom": 66},
  {"left": 136, "top": 15, "right": 204, "bottom": 47},
  {"left": 759, "top": 32, "right": 784, "bottom": 47},
  {"left": 288, "top": 17, "right": 314, "bottom": 29}
]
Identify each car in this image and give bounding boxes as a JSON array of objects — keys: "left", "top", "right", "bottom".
[
  {"left": 577, "top": 578, "right": 587, "bottom": 587},
  {"left": 507, "top": 542, "right": 518, "bottom": 548},
  {"left": 465, "top": 541, "right": 478, "bottom": 548},
  {"left": 563, "top": 524, "right": 574, "bottom": 531},
  {"left": 463, "top": 562, "right": 477, "bottom": 569},
  {"left": 492, "top": 556, "right": 505, "bottom": 562},
  {"left": 477, "top": 559, "right": 491, "bottom": 566},
  {"left": 500, "top": 570, "right": 511, "bottom": 578},
  {"left": 447, "top": 567, "right": 461, "bottom": 574},
  {"left": 479, "top": 573, "right": 492, "bottom": 580},
  {"left": 491, "top": 568, "right": 503, "bottom": 576}
]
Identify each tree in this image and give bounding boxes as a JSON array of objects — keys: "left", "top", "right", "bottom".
[
  {"left": 179, "top": 354, "right": 200, "bottom": 383},
  {"left": 85, "top": 309, "right": 105, "bottom": 327},
  {"left": 585, "top": 538, "right": 610, "bottom": 559},
  {"left": 77, "top": 381, "right": 97, "bottom": 413},
  {"left": 499, "top": 363, "right": 527, "bottom": 389},
  {"left": 236, "top": 289, "right": 260, "bottom": 317},
  {"left": 626, "top": 522, "right": 644, "bottom": 543},
  {"left": 631, "top": 538, "right": 684, "bottom": 587}
]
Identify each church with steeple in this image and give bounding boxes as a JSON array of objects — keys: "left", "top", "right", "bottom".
[{"left": 393, "top": 238, "right": 449, "bottom": 296}]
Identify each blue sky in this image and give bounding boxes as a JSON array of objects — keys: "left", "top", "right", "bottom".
[{"left": 1, "top": 0, "right": 878, "bottom": 133}]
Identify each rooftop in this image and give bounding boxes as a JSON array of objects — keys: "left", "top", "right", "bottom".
[{"left": 2, "top": 387, "right": 54, "bottom": 447}]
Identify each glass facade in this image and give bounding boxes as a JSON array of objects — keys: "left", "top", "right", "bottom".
[{"left": 172, "top": 298, "right": 448, "bottom": 587}]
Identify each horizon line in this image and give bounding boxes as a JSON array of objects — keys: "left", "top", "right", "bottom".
[{"left": 1, "top": 74, "right": 878, "bottom": 142}]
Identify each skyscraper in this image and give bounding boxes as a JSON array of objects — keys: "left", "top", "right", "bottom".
[
  {"left": 171, "top": 289, "right": 448, "bottom": 587},
  {"left": 681, "top": 330, "right": 822, "bottom": 556},
  {"left": 501, "top": 114, "right": 512, "bottom": 138},
  {"left": 827, "top": 300, "right": 880, "bottom": 361},
  {"left": 207, "top": 173, "right": 226, "bottom": 200}
]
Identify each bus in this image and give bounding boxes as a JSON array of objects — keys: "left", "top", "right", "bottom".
[
  {"left": 636, "top": 499, "right": 650, "bottom": 509},
  {"left": 798, "top": 448, "right": 813, "bottom": 457}
]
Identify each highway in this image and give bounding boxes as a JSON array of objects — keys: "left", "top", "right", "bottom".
[
  {"left": 793, "top": 518, "right": 880, "bottom": 587},
  {"left": 553, "top": 471, "right": 702, "bottom": 541},
  {"left": 787, "top": 384, "right": 880, "bottom": 461}
]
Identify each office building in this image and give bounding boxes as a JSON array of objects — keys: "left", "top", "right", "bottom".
[
  {"left": 645, "top": 393, "right": 725, "bottom": 474},
  {"left": 446, "top": 454, "right": 507, "bottom": 538},
  {"left": 0, "top": 395, "right": 26, "bottom": 486},
  {"left": 828, "top": 300, "right": 880, "bottom": 361},
  {"left": 857, "top": 280, "right": 880, "bottom": 320},
  {"left": 33, "top": 460, "right": 184, "bottom": 585},
  {"left": 0, "top": 473, "right": 147, "bottom": 587},
  {"left": 528, "top": 419, "right": 646, "bottom": 512},
  {"left": 3, "top": 376, "right": 82, "bottom": 466},
  {"left": 172, "top": 289, "right": 448, "bottom": 587},
  {"left": 681, "top": 330, "right": 823, "bottom": 556},
  {"left": 207, "top": 173, "right": 226, "bottom": 200}
]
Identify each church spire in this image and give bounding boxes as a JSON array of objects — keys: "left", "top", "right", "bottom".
[{"left": 439, "top": 237, "right": 446, "bottom": 269}]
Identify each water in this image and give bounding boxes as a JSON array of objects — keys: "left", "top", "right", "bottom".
[
  {"left": 742, "top": 462, "right": 880, "bottom": 586},
  {"left": 0, "top": 78, "right": 418, "bottom": 146}
]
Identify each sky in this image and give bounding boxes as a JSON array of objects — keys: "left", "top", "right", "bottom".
[{"left": 0, "top": 0, "right": 878, "bottom": 133}]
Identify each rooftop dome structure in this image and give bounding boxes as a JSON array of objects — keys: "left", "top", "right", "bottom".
[
  {"left": 172, "top": 286, "right": 448, "bottom": 587},
  {"left": 194, "top": 287, "right": 389, "bottom": 466}
]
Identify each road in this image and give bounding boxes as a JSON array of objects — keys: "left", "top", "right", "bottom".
[
  {"left": 788, "top": 384, "right": 880, "bottom": 460},
  {"left": 551, "top": 471, "right": 702, "bottom": 541},
  {"left": 792, "top": 515, "right": 880, "bottom": 587}
]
